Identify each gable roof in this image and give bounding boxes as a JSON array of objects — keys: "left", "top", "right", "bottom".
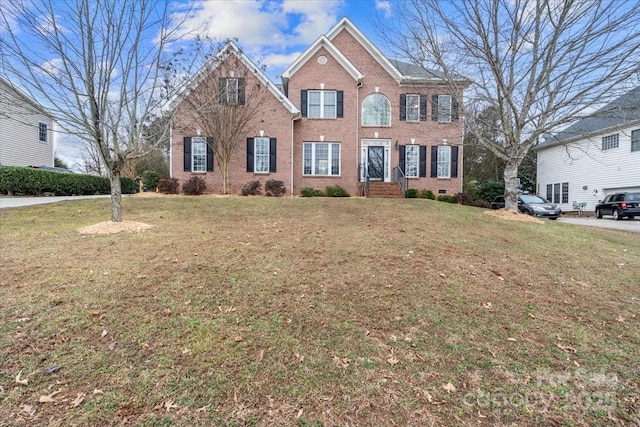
[
  {"left": 0, "top": 75, "right": 55, "bottom": 119},
  {"left": 538, "top": 86, "right": 640, "bottom": 149},
  {"left": 171, "top": 40, "right": 299, "bottom": 115},
  {"left": 280, "top": 34, "right": 364, "bottom": 83}
]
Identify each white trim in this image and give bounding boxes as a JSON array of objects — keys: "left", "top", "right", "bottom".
[{"left": 361, "top": 139, "right": 391, "bottom": 182}]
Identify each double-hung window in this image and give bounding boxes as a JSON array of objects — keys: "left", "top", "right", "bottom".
[
  {"left": 38, "top": 122, "right": 48, "bottom": 143},
  {"left": 601, "top": 133, "right": 619, "bottom": 150},
  {"left": 192, "top": 137, "right": 207, "bottom": 172},
  {"left": 437, "top": 95, "right": 452, "bottom": 123},
  {"left": 405, "top": 145, "right": 419, "bottom": 178},
  {"left": 254, "top": 137, "right": 270, "bottom": 173},
  {"left": 561, "top": 182, "right": 569, "bottom": 204},
  {"left": 436, "top": 145, "right": 451, "bottom": 178},
  {"left": 631, "top": 129, "right": 640, "bottom": 152},
  {"left": 219, "top": 77, "right": 245, "bottom": 105},
  {"left": 303, "top": 142, "right": 340, "bottom": 176},
  {"left": 405, "top": 94, "right": 420, "bottom": 122},
  {"left": 308, "top": 90, "right": 336, "bottom": 118}
]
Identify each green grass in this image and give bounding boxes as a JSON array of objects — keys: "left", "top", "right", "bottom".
[{"left": 1, "top": 195, "right": 639, "bottom": 426}]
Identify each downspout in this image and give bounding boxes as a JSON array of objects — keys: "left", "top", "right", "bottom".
[
  {"left": 290, "top": 113, "right": 301, "bottom": 197},
  {"left": 356, "top": 80, "right": 362, "bottom": 183},
  {"left": 169, "top": 119, "right": 173, "bottom": 178}
]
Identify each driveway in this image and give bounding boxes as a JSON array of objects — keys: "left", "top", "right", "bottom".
[
  {"left": 557, "top": 217, "right": 640, "bottom": 233},
  {"left": 0, "top": 195, "right": 110, "bottom": 208}
]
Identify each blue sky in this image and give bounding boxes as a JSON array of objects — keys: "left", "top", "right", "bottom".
[{"left": 172, "top": 0, "right": 393, "bottom": 81}]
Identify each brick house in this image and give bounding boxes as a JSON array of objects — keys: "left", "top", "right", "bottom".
[{"left": 170, "top": 18, "right": 468, "bottom": 196}]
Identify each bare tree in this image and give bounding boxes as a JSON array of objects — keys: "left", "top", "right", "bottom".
[
  {"left": 173, "top": 42, "right": 268, "bottom": 194},
  {"left": 0, "top": 0, "right": 186, "bottom": 221},
  {"left": 382, "top": 0, "right": 640, "bottom": 211}
]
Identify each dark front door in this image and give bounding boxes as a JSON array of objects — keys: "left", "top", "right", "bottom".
[{"left": 368, "top": 146, "right": 385, "bottom": 181}]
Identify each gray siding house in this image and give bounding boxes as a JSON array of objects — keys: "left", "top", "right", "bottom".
[
  {"left": 534, "top": 87, "right": 640, "bottom": 213},
  {"left": 0, "top": 76, "right": 55, "bottom": 167}
]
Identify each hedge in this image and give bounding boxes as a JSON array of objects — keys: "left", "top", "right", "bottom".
[{"left": 0, "top": 166, "right": 137, "bottom": 196}]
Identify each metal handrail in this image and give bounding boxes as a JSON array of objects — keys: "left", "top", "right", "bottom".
[{"left": 393, "top": 166, "right": 408, "bottom": 197}]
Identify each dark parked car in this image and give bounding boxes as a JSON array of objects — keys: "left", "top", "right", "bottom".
[
  {"left": 491, "top": 194, "right": 562, "bottom": 219},
  {"left": 595, "top": 192, "right": 640, "bottom": 220}
]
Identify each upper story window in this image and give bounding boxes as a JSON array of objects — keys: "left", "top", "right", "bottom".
[
  {"left": 301, "top": 90, "right": 343, "bottom": 119},
  {"left": 432, "top": 95, "right": 459, "bottom": 123},
  {"left": 400, "top": 94, "right": 427, "bottom": 122},
  {"left": 362, "top": 93, "right": 391, "bottom": 126},
  {"left": 219, "top": 77, "right": 245, "bottom": 105},
  {"left": 631, "top": 129, "right": 640, "bottom": 152},
  {"left": 601, "top": 133, "right": 619, "bottom": 150},
  {"left": 38, "top": 122, "right": 48, "bottom": 143}
]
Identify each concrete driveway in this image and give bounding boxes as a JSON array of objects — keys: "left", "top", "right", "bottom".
[
  {"left": 557, "top": 217, "right": 640, "bottom": 233},
  {"left": 0, "top": 195, "right": 110, "bottom": 208}
]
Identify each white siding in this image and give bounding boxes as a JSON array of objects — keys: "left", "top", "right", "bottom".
[
  {"left": 536, "top": 124, "right": 640, "bottom": 212},
  {"left": 0, "top": 79, "right": 54, "bottom": 167}
]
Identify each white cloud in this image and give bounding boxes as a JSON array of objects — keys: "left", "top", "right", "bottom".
[{"left": 375, "top": 0, "right": 392, "bottom": 17}]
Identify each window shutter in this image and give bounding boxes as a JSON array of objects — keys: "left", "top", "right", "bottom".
[
  {"left": 206, "top": 137, "right": 214, "bottom": 172},
  {"left": 218, "top": 78, "right": 226, "bottom": 104},
  {"left": 399, "top": 94, "right": 406, "bottom": 121},
  {"left": 430, "top": 146, "right": 438, "bottom": 177},
  {"left": 269, "top": 138, "right": 277, "bottom": 173},
  {"left": 452, "top": 97, "right": 459, "bottom": 121},
  {"left": 450, "top": 146, "right": 458, "bottom": 178},
  {"left": 336, "top": 91, "right": 344, "bottom": 118},
  {"left": 300, "top": 90, "right": 308, "bottom": 117},
  {"left": 431, "top": 95, "right": 438, "bottom": 121},
  {"left": 420, "top": 95, "right": 427, "bottom": 121},
  {"left": 419, "top": 145, "right": 427, "bottom": 177},
  {"left": 246, "top": 138, "right": 254, "bottom": 172},
  {"left": 183, "top": 137, "right": 192, "bottom": 172},
  {"left": 398, "top": 145, "right": 406, "bottom": 174},
  {"left": 238, "top": 78, "right": 245, "bottom": 105}
]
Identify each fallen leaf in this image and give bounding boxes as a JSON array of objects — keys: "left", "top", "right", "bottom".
[
  {"left": 101, "top": 330, "right": 108, "bottom": 338},
  {"left": 108, "top": 342, "right": 117, "bottom": 351},
  {"left": 483, "top": 302, "right": 493, "bottom": 309},
  {"left": 15, "top": 371, "right": 28, "bottom": 385},
  {"left": 387, "top": 357, "right": 399, "bottom": 366},
  {"left": 93, "top": 389, "right": 103, "bottom": 395},
  {"left": 443, "top": 382, "right": 457, "bottom": 394},
  {"left": 297, "top": 408, "right": 304, "bottom": 418},
  {"left": 196, "top": 404, "right": 211, "bottom": 413},
  {"left": 425, "top": 390, "right": 434, "bottom": 403},
  {"left": 70, "top": 392, "right": 85, "bottom": 408},
  {"left": 20, "top": 405, "right": 36, "bottom": 417},
  {"left": 616, "top": 316, "right": 625, "bottom": 323},
  {"left": 164, "top": 400, "right": 179, "bottom": 411},
  {"left": 556, "top": 343, "right": 577, "bottom": 353},
  {"left": 39, "top": 389, "right": 62, "bottom": 403},
  {"left": 140, "top": 342, "right": 149, "bottom": 349},
  {"left": 507, "top": 337, "right": 517, "bottom": 342}
]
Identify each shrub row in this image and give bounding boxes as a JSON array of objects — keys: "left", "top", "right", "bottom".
[
  {"left": 241, "top": 180, "right": 287, "bottom": 196},
  {"left": 300, "top": 185, "right": 350, "bottom": 197},
  {"left": 0, "top": 166, "right": 136, "bottom": 196},
  {"left": 404, "top": 187, "right": 492, "bottom": 208}
]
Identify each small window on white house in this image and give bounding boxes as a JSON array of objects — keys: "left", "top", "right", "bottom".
[
  {"left": 39, "top": 122, "right": 48, "bottom": 143},
  {"left": 631, "top": 129, "right": 640, "bottom": 152},
  {"left": 601, "top": 133, "right": 619, "bottom": 150},
  {"left": 192, "top": 137, "right": 207, "bottom": 172}
]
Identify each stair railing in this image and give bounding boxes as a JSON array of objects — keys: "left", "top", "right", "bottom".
[{"left": 393, "top": 166, "right": 408, "bottom": 198}]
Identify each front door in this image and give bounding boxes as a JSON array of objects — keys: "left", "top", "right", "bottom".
[{"left": 367, "top": 146, "right": 385, "bottom": 181}]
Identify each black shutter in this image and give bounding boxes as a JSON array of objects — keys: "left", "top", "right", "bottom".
[
  {"left": 238, "top": 78, "right": 245, "bottom": 105},
  {"left": 336, "top": 91, "right": 344, "bottom": 118},
  {"left": 398, "top": 145, "right": 406, "bottom": 174},
  {"left": 218, "top": 77, "right": 226, "bottom": 104},
  {"left": 183, "top": 137, "right": 192, "bottom": 172},
  {"left": 246, "top": 138, "right": 254, "bottom": 172},
  {"left": 399, "top": 94, "right": 406, "bottom": 121},
  {"left": 419, "top": 145, "right": 427, "bottom": 177},
  {"left": 430, "top": 146, "right": 438, "bottom": 177},
  {"left": 206, "top": 137, "right": 214, "bottom": 172},
  {"left": 450, "top": 146, "right": 458, "bottom": 178},
  {"left": 420, "top": 95, "right": 427, "bottom": 121},
  {"left": 432, "top": 95, "right": 438, "bottom": 121},
  {"left": 300, "top": 90, "right": 308, "bottom": 117},
  {"left": 269, "top": 138, "right": 277, "bottom": 173},
  {"left": 452, "top": 97, "right": 459, "bottom": 121}
]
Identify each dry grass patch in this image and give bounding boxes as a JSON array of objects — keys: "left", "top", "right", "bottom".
[{"left": 1, "top": 197, "right": 639, "bottom": 426}]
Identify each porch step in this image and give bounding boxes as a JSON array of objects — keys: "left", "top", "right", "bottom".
[{"left": 367, "top": 182, "right": 404, "bottom": 198}]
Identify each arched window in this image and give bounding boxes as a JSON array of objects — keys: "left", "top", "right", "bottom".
[{"left": 362, "top": 93, "right": 391, "bottom": 126}]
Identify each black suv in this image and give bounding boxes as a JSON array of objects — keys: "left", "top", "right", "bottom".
[{"left": 595, "top": 192, "right": 640, "bottom": 220}]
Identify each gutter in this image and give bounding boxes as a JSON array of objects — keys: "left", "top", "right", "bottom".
[{"left": 290, "top": 112, "right": 301, "bottom": 197}]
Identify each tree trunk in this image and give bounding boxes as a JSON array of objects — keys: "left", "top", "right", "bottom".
[
  {"left": 503, "top": 159, "right": 519, "bottom": 212},
  {"left": 222, "top": 161, "right": 229, "bottom": 194},
  {"left": 108, "top": 170, "right": 123, "bottom": 222}
]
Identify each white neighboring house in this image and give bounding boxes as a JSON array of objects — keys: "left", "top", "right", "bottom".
[
  {"left": 535, "top": 86, "right": 640, "bottom": 213},
  {"left": 0, "top": 76, "right": 55, "bottom": 167}
]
